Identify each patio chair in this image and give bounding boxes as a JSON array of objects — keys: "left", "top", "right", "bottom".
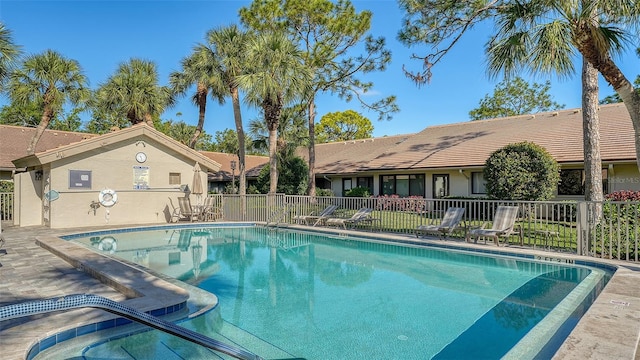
[
  {"left": 324, "top": 208, "right": 377, "bottom": 230},
  {"left": 177, "top": 197, "right": 199, "bottom": 222},
  {"left": 466, "top": 205, "right": 520, "bottom": 246},
  {"left": 293, "top": 204, "right": 338, "bottom": 226},
  {"left": 201, "top": 196, "right": 223, "bottom": 221},
  {"left": 415, "top": 207, "right": 466, "bottom": 239}
]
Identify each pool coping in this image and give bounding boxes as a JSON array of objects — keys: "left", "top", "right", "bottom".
[{"left": 3, "top": 222, "right": 640, "bottom": 359}]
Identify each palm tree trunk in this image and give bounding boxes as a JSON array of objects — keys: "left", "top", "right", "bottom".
[
  {"left": 576, "top": 35, "right": 640, "bottom": 172},
  {"left": 27, "top": 106, "right": 54, "bottom": 155},
  {"left": 144, "top": 113, "right": 155, "bottom": 128},
  {"left": 189, "top": 83, "right": 208, "bottom": 149},
  {"left": 582, "top": 58, "right": 603, "bottom": 222},
  {"left": 307, "top": 100, "right": 317, "bottom": 197},
  {"left": 231, "top": 87, "right": 246, "bottom": 218},
  {"left": 268, "top": 127, "right": 278, "bottom": 194}
]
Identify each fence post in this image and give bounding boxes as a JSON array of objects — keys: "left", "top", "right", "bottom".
[{"left": 576, "top": 201, "right": 588, "bottom": 256}]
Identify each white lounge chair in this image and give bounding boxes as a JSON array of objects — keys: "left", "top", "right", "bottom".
[
  {"left": 294, "top": 204, "right": 338, "bottom": 226},
  {"left": 324, "top": 208, "right": 377, "bottom": 229},
  {"left": 416, "top": 207, "right": 466, "bottom": 239},
  {"left": 466, "top": 205, "right": 520, "bottom": 246}
]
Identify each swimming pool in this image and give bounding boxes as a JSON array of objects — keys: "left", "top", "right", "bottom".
[{"left": 51, "top": 225, "right": 611, "bottom": 359}]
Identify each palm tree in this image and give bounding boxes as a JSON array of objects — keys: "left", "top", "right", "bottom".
[
  {"left": 0, "top": 22, "right": 21, "bottom": 91},
  {"left": 200, "top": 25, "right": 251, "bottom": 215},
  {"left": 95, "top": 58, "right": 172, "bottom": 127},
  {"left": 236, "top": 32, "right": 311, "bottom": 194},
  {"left": 8, "top": 50, "right": 90, "bottom": 154},
  {"left": 484, "top": 2, "right": 632, "bottom": 203},
  {"left": 169, "top": 50, "right": 225, "bottom": 149},
  {"left": 248, "top": 104, "right": 308, "bottom": 158}
]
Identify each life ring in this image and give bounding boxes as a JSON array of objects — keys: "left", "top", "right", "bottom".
[
  {"left": 99, "top": 189, "right": 118, "bottom": 207},
  {"left": 98, "top": 236, "right": 117, "bottom": 253}
]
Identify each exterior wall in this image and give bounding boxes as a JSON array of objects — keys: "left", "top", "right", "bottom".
[
  {"left": 609, "top": 163, "right": 640, "bottom": 193},
  {"left": 45, "top": 139, "right": 209, "bottom": 229},
  {"left": 14, "top": 170, "right": 43, "bottom": 226}
]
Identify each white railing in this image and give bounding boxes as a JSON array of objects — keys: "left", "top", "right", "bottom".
[
  {"left": 220, "top": 194, "right": 640, "bottom": 263},
  {"left": 0, "top": 192, "right": 13, "bottom": 221},
  {"left": 6, "top": 191, "right": 640, "bottom": 262}
]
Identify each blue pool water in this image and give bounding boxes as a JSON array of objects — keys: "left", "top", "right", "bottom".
[{"left": 61, "top": 225, "right": 610, "bottom": 359}]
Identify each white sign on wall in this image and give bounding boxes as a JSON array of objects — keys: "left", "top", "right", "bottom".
[{"left": 133, "top": 166, "right": 149, "bottom": 190}]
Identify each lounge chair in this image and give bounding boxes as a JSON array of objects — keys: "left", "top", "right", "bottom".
[
  {"left": 415, "top": 207, "right": 466, "bottom": 239},
  {"left": 324, "top": 208, "right": 377, "bottom": 230},
  {"left": 466, "top": 205, "right": 520, "bottom": 246},
  {"left": 293, "top": 204, "right": 338, "bottom": 226}
]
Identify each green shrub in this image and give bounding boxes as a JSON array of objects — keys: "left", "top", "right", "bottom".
[
  {"left": 256, "top": 156, "right": 309, "bottom": 195},
  {"left": 316, "top": 188, "right": 334, "bottom": 197},
  {"left": 0, "top": 180, "right": 13, "bottom": 193},
  {"left": 484, "top": 141, "right": 559, "bottom": 200},
  {"left": 345, "top": 186, "right": 371, "bottom": 197}
]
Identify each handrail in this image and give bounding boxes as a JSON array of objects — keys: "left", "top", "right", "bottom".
[
  {"left": 0, "top": 294, "right": 263, "bottom": 360},
  {"left": 265, "top": 204, "right": 292, "bottom": 227}
]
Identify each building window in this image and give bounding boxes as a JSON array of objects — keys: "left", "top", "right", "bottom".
[
  {"left": 357, "top": 176, "right": 374, "bottom": 194},
  {"left": 558, "top": 169, "right": 608, "bottom": 195},
  {"left": 342, "top": 178, "right": 353, "bottom": 196},
  {"left": 432, "top": 174, "right": 449, "bottom": 198},
  {"left": 379, "top": 174, "right": 425, "bottom": 197},
  {"left": 169, "top": 172, "right": 181, "bottom": 185},
  {"left": 471, "top": 172, "right": 487, "bottom": 194}
]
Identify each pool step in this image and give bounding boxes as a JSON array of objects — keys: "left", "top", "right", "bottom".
[{"left": 216, "top": 319, "right": 297, "bottom": 359}]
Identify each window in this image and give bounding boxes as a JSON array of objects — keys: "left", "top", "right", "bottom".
[
  {"left": 471, "top": 172, "right": 487, "bottom": 194},
  {"left": 357, "top": 176, "right": 374, "bottom": 194},
  {"left": 169, "top": 172, "right": 181, "bottom": 185},
  {"left": 558, "top": 169, "right": 608, "bottom": 195},
  {"left": 342, "top": 178, "right": 353, "bottom": 196},
  {"left": 379, "top": 174, "right": 425, "bottom": 197},
  {"left": 432, "top": 174, "right": 449, "bottom": 198}
]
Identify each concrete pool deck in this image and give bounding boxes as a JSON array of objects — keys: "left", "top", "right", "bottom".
[{"left": 0, "top": 222, "right": 639, "bottom": 359}]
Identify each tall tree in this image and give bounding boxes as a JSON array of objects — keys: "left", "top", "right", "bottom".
[
  {"left": 240, "top": 0, "right": 398, "bottom": 197},
  {"left": 94, "top": 58, "right": 172, "bottom": 127},
  {"left": 8, "top": 50, "right": 90, "bottom": 154},
  {"left": 316, "top": 110, "right": 374, "bottom": 143},
  {"left": 199, "top": 25, "right": 251, "bottom": 214},
  {"left": 0, "top": 23, "right": 21, "bottom": 91},
  {"left": 248, "top": 104, "right": 308, "bottom": 156},
  {"left": 169, "top": 49, "right": 225, "bottom": 148},
  {"left": 236, "top": 31, "right": 311, "bottom": 194},
  {"left": 469, "top": 77, "right": 565, "bottom": 120},
  {"left": 398, "top": 0, "right": 640, "bottom": 171}
]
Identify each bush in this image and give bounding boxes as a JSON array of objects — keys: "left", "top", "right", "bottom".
[
  {"left": 256, "top": 156, "right": 309, "bottom": 195},
  {"left": 374, "top": 195, "right": 426, "bottom": 213},
  {"left": 316, "top": 188, "right": 334, "bottom": 197},
  {"left": 0, "top": 180, "right": 13, "bottom": 193},
  {"left": 595, "top": 190, "right": 640, "bottom": 260},
  {"left": 345, "top": 186, "right": 370, "bottom": 197},
  {"left": 484, "top": 141, "right": 559, "bottom": 200}
]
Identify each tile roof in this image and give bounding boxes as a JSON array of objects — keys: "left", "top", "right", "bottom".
[
  {"left": 0, "top": 125, "right": 96, "bottom": 170},
  {"left": 11, "top": 124, "right": 222, "bottom": 172},
  {"left": 305, "top": 103, "right": 635, "bottom": 174},
  {"left": 199, "top": 151, "right": 269, "bottom": 180}
]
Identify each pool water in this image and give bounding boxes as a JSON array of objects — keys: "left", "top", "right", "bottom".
[{"left": 64, "top": 226, "right": 609, "bottom": 359}]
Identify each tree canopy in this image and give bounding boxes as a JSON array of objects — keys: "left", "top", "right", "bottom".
[
  {"left": 316, "top": 110, "right": 374, "bottom": 142},
  {"left": 469, "top": 77, "right": 565, "bottom": 120}
]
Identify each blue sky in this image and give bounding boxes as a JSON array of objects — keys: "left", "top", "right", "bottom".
[{"left": 0, "top": 1, "right": 637, "bottom": 138}]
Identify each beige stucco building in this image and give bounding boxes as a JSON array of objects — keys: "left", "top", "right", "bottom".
[{"left": 11, "top": 124, "right": 220, "bottom": 229}]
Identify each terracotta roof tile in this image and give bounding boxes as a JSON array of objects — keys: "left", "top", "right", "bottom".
[
  {"left": 199, "top": 151, "right": 269, "bottom": 180},
  {"left": 309, "top": 103, "right": 635, "bottom": 174},
  {"left": 0, "top": 125, "right": 96, "bottom": 170}
]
